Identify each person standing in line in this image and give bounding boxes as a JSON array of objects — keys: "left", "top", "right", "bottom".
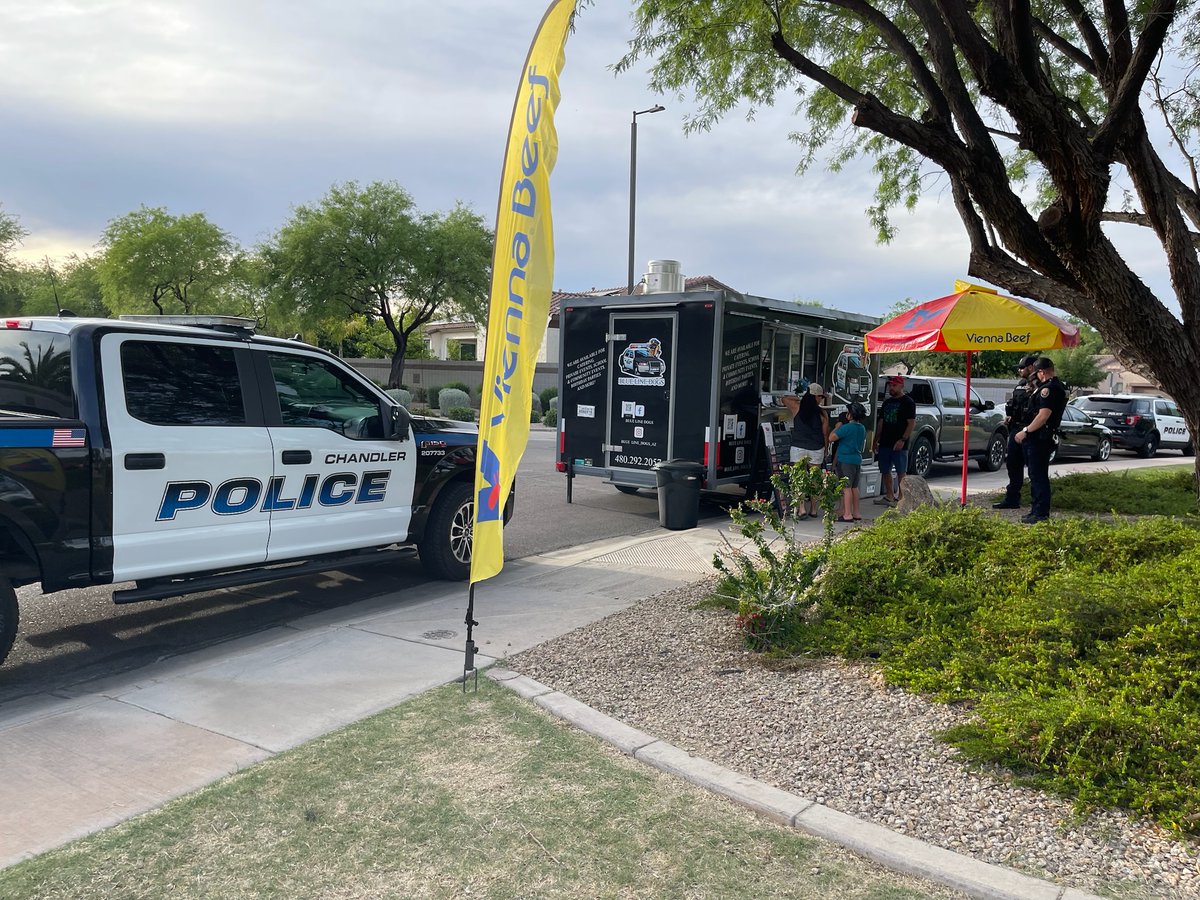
[
  {"left": 781, "top": 383, "right": 830, "bottom": 519},
  {"left": 994, "top": 354, "right": 1040, "bottom": 509},
  {"left": 875, "top": 375, "right": 916, "bottom": 505},
  {"left": 829, "top": 402, "right": 867, "bottom": 522},
  {"left": 1014, "top": 357, "right": 1068, "bottom": 524}
]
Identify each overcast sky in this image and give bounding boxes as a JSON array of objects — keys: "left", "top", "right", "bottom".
[{"left": 0, "top": 1, "right": 1173, "bottom": 321}]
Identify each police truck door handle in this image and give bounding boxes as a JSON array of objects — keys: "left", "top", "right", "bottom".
[
  {"left": 124, "top": 453, "right": 165, "bottom": 470},
  {"left": 281, "top": 450, "right": 311, "bottom": 465}
]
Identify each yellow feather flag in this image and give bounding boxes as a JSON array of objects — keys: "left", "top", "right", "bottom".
[{"left": 471, "top": 0, "right": 575, "bottom": 584}]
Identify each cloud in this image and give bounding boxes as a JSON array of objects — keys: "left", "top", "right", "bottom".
[{"left": 0, "top": 0, "right": 1176, "bottom": 324}]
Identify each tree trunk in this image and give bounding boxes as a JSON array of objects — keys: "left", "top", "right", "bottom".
[{"left": 388, "top": 350, "right": 405, "bottom": 390}]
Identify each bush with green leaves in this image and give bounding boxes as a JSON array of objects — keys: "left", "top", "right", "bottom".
[
  {"left": 712, "top": 462, "right": 846, "bottom": 647},
  {"left": 443, "top": 381, "right": 471, "bottom": 395},
  {"left": 385, "top": 387, "right": 412, "bottom": 407},
  {"left": 728, "top": 504, "right": 1200, "bottom": 835},
  {"left": 531, "top": 390, "right": 543, "bottom": 417},
  {"left": 446, "top": 406, "right": 475, "bottom": 422},
  {"left": 542, "top": 408, "right": 557, "bottom": 427},
  {"left": 437, "top": 387, "right": 470, "bottom": 412},
  {"left": 539, "top": 386, "right": 558, "bottom": 412}
]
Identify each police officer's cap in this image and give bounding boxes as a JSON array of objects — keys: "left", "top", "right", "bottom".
[
  {"left": 1033, "top": 357, "right": 1056, "bottom": 371},
  {"left": 1018, "top": 353, "right": 1038, "bottom": 369}
]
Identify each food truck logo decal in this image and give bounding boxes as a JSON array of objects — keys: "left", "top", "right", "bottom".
[{"left": 617, "top": 337, "right": 667, "bottom": 384}]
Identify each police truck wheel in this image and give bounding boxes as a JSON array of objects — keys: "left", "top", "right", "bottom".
[
  {"left": 1183, "top": 441, "right": 1195, "bottom": 457},
  {"left": 419, "top": 481, "right": 474, "bottom": 581},
  {"left": 908, "top": 436, "right": 934, "bottom": 479},
  {"left": 0, "top": 578, "right": 17, "bottom": 667},
  {"left": 979, "top": 432, "right": 1006, "bottom": 471},
  {"left": 614, "top": 485, "right": 640, "bottom": 495},
  {"left": 1138, "top": 433, "right": 1159, "bottom": 458},
  {"left": 1093, "top": 437, "right": 1112, "bottom": 462}
]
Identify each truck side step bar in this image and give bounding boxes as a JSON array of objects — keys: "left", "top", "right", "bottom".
[{"left": 112, "top": 546, "right": 414, "bottom": 604}]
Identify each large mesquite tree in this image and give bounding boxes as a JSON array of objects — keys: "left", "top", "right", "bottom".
[{"left": 620, "top": 1, "right": 1200, "bottom": 492}]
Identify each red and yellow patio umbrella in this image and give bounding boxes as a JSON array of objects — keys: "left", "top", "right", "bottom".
[{"left": 865, "top": 281, "right": 1080, "bottom": 505}]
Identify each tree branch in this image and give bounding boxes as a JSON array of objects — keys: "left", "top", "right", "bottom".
[
  {"left": 822, "top": 0, "right": 951, "bottom": 123},
  {"left": 1057, "top": 0, "right": 1111, "bottom": 77},
  {"left": 1031, "top": 15, "right": 1096, "bottom": 75},
  {"left": 1092, "top": 0, "right": 1177, "bottom": 161}
]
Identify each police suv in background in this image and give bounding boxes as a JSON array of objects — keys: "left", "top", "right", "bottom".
[
  {"left": 0, "top": 314, "right": 513, "bottom": 666},
  {"left": 1071, "top": 394, "right": 1194, "bottom": 458}
]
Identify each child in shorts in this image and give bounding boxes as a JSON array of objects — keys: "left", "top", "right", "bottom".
[{"left": 828, "top": 403, "right": 867, "bottom": 522}]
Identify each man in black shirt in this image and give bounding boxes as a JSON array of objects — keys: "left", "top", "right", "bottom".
[
  {"left": 993, "top": 354, "right": 1039, "bottom": 509},
  {"left": 1014, "top": 357, "right": 1068, "bottom": 523},
  {"left": 874, "top": 375, "right": 916, "bottom": 504}
]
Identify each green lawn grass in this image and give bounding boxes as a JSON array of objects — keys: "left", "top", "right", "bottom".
[
  {"left": 1034, "top": 463, "right": 1197, "bottom": 516},
  {"left": 0, "top": 679, "right": 958, "bottom": 900}
]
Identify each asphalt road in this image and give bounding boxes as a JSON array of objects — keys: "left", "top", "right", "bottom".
[{"left": 0, "top": 431, "right": 1189, "bottom": 704}]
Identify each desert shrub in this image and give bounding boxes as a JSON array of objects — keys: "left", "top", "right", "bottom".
[
  {"left": 437, "top": 388, "right": 470, "bottom": 412},
  {"left": 447, "top": 406, "right": 475, "bottom": 422},
  {"left": 549, "top": 395, "right": 558, "bottom": 413},
  {"left": 541, "top": 409, "right": 557, "bottom": 427},
  {"left": 443, "top": 381, "right": 471, "bottom": 395},
  {"left": 539, "top": 386, "right": 558, "bottom": 412},
  {"left": 735, "top": 504, "right": 1200, "bottom": 834},
  {"left": 531, "top": 391, "right": 543, "bottom": 417},
  {"left": 411, "top": 386, "right": 428, "bottom": 404},
  {"left": 385, "top": 388, "right": 412, "bottom": 407}
]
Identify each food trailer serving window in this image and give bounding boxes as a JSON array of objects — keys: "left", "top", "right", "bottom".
[{"left": 764, "top": 325, "right": 823, "bottom": 393}]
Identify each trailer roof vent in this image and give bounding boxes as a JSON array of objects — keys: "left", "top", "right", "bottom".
[{"left": 643, "top": 259, "right": 684, "bottom": 294}]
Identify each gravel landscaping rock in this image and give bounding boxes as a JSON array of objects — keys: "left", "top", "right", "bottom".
[{"left": 509, "top": 578, "right": 1200, "bottom": 899}]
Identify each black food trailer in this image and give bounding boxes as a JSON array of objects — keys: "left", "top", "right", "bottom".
[{"left": 556, "top": 288, "right": 880, "bottom": 500}]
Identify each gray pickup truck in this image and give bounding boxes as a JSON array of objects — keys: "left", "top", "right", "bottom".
[{"left": 879, "top": 375, "right": 1008, "bottom": 478}]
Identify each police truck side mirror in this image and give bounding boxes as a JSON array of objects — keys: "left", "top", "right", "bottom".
[{"left": 386, "top": 403, "right": 412, "bottom": 441}]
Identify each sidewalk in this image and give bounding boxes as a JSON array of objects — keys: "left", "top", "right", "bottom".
[{"left": 0, "top": 499, "right": 1101, "bottom": 899}]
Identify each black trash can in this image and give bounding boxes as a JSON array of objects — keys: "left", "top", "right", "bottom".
[{"left": 653, "top": 459, "right": 706, "bottom": 530}]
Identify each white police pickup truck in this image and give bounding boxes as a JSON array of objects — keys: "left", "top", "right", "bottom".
[{"left": 0, "top": 314, "right": 512, "bottom": 666}]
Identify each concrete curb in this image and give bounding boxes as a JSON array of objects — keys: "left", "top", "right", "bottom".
[{"left": 486, "top": 668, "right": 1105, "bottom": 900}]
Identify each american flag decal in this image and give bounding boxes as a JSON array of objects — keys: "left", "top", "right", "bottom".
[{"left": 51, "top": 428, "right": 86, "bottom": 448}]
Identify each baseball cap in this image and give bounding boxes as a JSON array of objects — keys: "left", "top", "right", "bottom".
[
  {"left": 1033, "top": 357, "right": 1055, "bottom": 371},
  {"left": 886, "top": 375, "right": 905, "bottom": 385},
  {"left": 1018, "top": 354, "right": 1038, "bottom": 369},
  {"left": 808, "top": 383, "right": 824, "bottom": 397}
]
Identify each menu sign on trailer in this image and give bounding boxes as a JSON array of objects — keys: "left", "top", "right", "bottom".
[{"left": 716, "top": 319, "right": 762, "bottom": 477}]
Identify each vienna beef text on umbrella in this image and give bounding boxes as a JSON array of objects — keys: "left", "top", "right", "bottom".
[{"left": 865, "top": 281, "right": 1080, "bottom": 506}]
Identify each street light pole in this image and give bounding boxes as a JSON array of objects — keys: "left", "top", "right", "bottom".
[{"left": 627, "top": 104, "right": 665, "bottom": 295}]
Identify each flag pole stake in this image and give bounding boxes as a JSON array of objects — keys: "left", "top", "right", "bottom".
[{"left": 463, "top": 583, "right": 480, "bottom": 693}]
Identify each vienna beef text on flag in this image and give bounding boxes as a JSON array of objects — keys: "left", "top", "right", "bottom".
[{"left": 471, "top": 0, "right": 575, "bottom": 584}]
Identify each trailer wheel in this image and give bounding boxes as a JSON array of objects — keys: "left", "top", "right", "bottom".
[
  {"left": 614, "top": 485, "right": 640, "bottom": 495},
  {"left": 419, "top": 481, "right": 474, "bottom": 581},
  {"left": 0, "top": 578, "right": 17, "bottom": 667}
]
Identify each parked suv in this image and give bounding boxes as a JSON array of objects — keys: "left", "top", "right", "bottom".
[
  {"left": 877, "top": 375, "right": 1008, "bottom": 478},
  {"left": 1071, "top": 394, "right": 1193, "bottom": 457}
]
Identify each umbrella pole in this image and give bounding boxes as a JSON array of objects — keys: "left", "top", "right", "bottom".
[{"left": 961, "top": 351, "right": 972, "bottom": 507}]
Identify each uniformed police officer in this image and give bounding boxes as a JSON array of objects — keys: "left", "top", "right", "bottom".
[
  {"left": 993, "top": 353, "right": 1040, "bottom": 509},
  {"left": 1014, "top": 357, "right": 1068, "bottom": 523}
]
